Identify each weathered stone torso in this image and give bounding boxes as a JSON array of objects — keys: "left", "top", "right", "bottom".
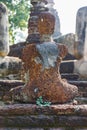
[{"left": 21, "top": 42, "right": 78, "bottom": 103}]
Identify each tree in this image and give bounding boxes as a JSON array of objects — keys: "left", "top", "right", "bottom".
[{"left": 0, "top": 0, "right": 30, "bottom": 44}]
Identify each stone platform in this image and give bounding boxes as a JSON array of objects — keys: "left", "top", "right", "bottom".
[
  {"left": 0, "top": 104, "right": 87, "bottom": 128},
  {"left": 0, "top": 79, "right": 87, "bottom": 128}
]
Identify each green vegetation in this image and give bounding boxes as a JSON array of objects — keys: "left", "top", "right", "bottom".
[
  {"left": 0, "top": 0, "right": 30, "bottom": 44},
  {"left": 36, "top": 96, "right": 51, "bottom": 107}
]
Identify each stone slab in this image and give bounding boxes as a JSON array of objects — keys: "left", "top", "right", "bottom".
[
  {"left": 61, "top": 73, "right": 79, "bottom": 80},
  {"left": 0, "top": 80, "right": 24, "bottom": 91},
  {"left": 0, "top": 80, "right": 24, "bottom": 100},
  {"left": 0, "top": 104, "right": 86, "bottom": 127},
  {"left": 69, "top": 80, "right": 87, "bottom": 86}
]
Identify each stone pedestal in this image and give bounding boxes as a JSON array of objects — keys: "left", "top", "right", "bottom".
[{"left": 0, "top": 104, "right": 87, "bottom": 128}]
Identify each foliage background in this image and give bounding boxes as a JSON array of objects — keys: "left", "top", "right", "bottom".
[{"left": 0, "top": 0, "right": 30, "bottom": 44}]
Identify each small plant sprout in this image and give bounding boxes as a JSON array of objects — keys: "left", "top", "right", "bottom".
[{"left": 36, "top": 96, "right": 51, "bottom": 107}]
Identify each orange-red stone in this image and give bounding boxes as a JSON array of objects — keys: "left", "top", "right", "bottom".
[
  {"left": 20, "top": 43, "right": 78, "bottom": 103},
  {"left": 38, "top": 12, "right": 55, "bottom": 35}
]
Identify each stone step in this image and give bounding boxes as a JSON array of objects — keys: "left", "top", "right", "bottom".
[
  {"left": 61, "top": 73, "right": 79, "bottom": 80},
  {"left": 0, "top": 104, "right": 86, "bottom": 127},
  {"left": 60, "top": 60, "right": 75, "bottom": 73},
  {"left": 69, "top": 80, "right": 87, "bottom": 87},
  {"left": 0, "top": 80, "right": 87, "bottom": 128},
  {"left": 75, "top": 97, "right": 87, "bottom": 104},
  {"left": 69, "top": 80, "right": 87, "bottom": 97},
  {"left": 0, "top": 80, "right": 24, "bottom": 91},
  {"left": 0, "top": 80, "right": 24, "bottom": 99}
]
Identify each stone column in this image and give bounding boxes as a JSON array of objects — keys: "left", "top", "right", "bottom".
[
  {"left": 0, "top": 2, "right": 9, "bottom": 61},
  {"left": 8, "top": 0, "right": 78, "bottom": 104}
]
